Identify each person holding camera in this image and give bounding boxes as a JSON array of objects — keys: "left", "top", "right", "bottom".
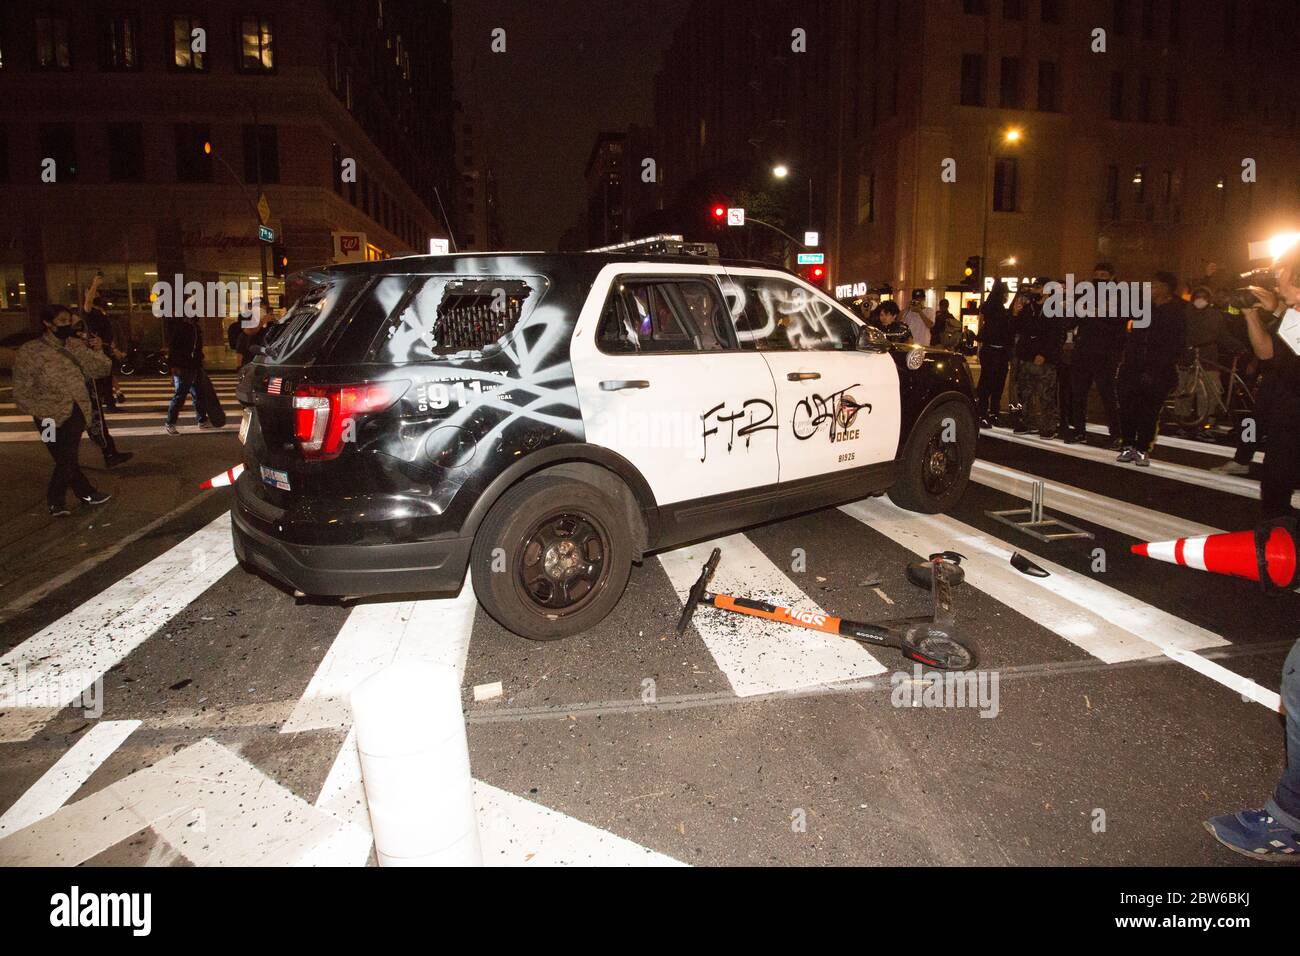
[
  {"left": 12, "top": 305, "right": 115, "bottom": 516},
  {"left": 1205, "top": 249, "right": 1300, "bottom": 862},
  {"left": 1236, "top": 254, "right": 1300, "bottom": 519}
]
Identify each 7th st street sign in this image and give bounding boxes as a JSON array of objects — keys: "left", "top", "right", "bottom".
[{"left": 258, "top": 225, "right": 275, "bottom": 243}]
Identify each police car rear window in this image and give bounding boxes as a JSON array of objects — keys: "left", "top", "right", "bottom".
[
  {"left": 367, "top": 275, "right": 545, "bottom": 363},
  {"left": 260, "top": 277, "right": 365, "bottom": 363}
]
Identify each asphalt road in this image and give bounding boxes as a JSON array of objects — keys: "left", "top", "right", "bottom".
[{"left": 0, "top": 373, "right": 1295, "bottom": 866}]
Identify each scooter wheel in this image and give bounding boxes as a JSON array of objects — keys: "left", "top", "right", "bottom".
[
  {"left": 901, "top": 627, "right": 977, "bottom": 671},
  {"left": 906, "top": 558, "right": 966, "bottom": 590}
]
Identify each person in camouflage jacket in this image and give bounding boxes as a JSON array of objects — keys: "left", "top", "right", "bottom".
[{"left": 12, "top": 305, "right": 114, "bottom": 514}]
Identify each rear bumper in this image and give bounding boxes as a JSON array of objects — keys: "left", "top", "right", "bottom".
[{"left": 232, "top": 505, "right": 472, "bottom": 598}]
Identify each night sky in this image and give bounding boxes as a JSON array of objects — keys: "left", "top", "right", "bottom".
[{"left": 451, "top": 0, "right": 692, "bottom": 250}]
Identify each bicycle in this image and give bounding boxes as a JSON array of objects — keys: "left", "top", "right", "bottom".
[{"left": 1163, "top": 349, "right": 1256, "bottom": 434}]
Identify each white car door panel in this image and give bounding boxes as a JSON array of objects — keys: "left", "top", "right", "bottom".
[
  {"left": 720, "top": 268, "right": 900, "bottom": 485},
  {"left": 570, "top": 264, "right": 779, "bottom": 506}
]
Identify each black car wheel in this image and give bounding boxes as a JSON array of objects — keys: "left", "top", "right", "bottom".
[
  {"left": 887, "top": 402, "right": 976, "bottom": 513},
  {"left": 471, "top": 474, "right": 633, "bottom": 641}
]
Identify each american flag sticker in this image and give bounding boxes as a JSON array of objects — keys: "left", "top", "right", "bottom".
[{"left": 267, "top": 377, "right": 283, "bottom": 395}]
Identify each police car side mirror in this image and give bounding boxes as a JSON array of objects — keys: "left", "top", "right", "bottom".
[{"left": 856, "top": 324, "right": 890, "bottom": 352}]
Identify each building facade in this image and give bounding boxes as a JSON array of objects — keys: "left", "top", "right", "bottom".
[
  {"left": 647, "top": 0, "right": 1300, "bottom": 323},
  {"left": 2, "top": 0, "right": 455, "bottom": 364},
  {"left": 830, "top": 0, "right": 1300, "bottom": 318}
]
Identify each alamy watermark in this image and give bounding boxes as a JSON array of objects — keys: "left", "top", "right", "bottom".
[
  {"left": 1041, "top": 274, "right": 1152, "bottom": 328},
  {"left": 0, "top": 663, "right": 103, "bottom": 718},
  {"left": 890, "top": 665, "right": 1000, "bottom": 718}
]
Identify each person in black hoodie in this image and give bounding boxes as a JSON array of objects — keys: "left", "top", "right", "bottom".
[
  {"left": 974, "top": 281, "right": 1013, "bottom": 426},
  {"left": 1012, "top": 286, "right": 1064, "bottom": 438},
  {"left": 164, "top": 314, "right": 211, "bottom": 434},
  {"left": 1068, "top": 262, "right": 1127, "bottom": 448},
  {"left": 1115, "top": 271, "right": 1186, "bottom": 466}
]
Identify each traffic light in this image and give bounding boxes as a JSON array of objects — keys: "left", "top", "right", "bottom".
[
  {"left": 272, "top": 244, "right": 288, "bottom": 277},
  {"left": 962, "top": 255, "right": 982, "bottom": 289},
  {"left": 710, "top": 203, "right": 727, "bottom": 223},
  {"left": 804, "top": 261, "right": 827, "bottom": 286}
]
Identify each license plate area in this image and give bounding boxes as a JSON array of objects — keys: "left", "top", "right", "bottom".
[{"left": 259, "top": 465, "right": 291, "bottom": 491}]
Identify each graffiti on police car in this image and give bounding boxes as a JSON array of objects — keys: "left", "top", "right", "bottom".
[
  {"left": 792, "top": 384, "right": 871, "bottom": 443},
  {"left": 700, "top": 398, "right": 778, "bottom": 462}
]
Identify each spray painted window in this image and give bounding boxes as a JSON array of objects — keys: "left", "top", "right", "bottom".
[
  {"left": 369, "top": 276, "right": 544, "bottom": 363},
  {"left": 597, "top": 278, "right": 736, "bottom": 354},
  {"left": 726, "top": 275, "right": 858, "bottom": 352}
]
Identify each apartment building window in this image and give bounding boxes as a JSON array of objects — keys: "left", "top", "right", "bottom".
[
  {"left": 107, "top": 123, "right": 144, "bottom": 182},
  {"left": 1104, "top": 164, "right": 1120, "bottom": 219},
  {"left": 1003, "top": 0, "right": 1024, "bottom": 20},
  {"left": 1165, "top": 78, "right": 1180, "bottom": 125},
  {"left": 0, "top": 126, "right": 8, "bottom": 182},
  {"left": 1041, "top": 0, "right": 1060, "bottom": 23},
  {"left": 1037, "top": 60, "right": 1058, "bottom": 112},
  {"left": 331, "top": 142, "right": 342, "bottom": 194},
  {"left": 171, "top": 15, "right": 208, "bottom": 71},
  {"left": 960, "top": 54, "right": 985, "bottom": 106},
  {"left": 1132, "top": 166, "right": 1146, "bottom": 204},
  {"left": 963, "top": 0, "right": 986, "bottom": 12},
  {"left": 1109, "top": 72, "right": 1125, "bottom": 120},
  {"left": 1169, "top": 0, "right": 1182, "bottom": 40},
  {"left": 242, "top": 125, "right": 279, "bottom": 184},
  {"left": 100, "top": 13, "right": 139, "bottom": 70},
  {"left": 174, "top": 124, "right": 212, "bottom": 182},
  {"left": 1141, "top": 0, "right": 1155, "bottom": 39},
  {"left": 39, "top": 124, "right": 78, "bottom": 181},
  {"left": 1162, "top": 169, "right": 1174, "bottom": 206},
  {"left": 1137, "top": 75, "right": 1152, "bottom": 122},
  {"left": 1113, "top": 0, "right": 1127, "bottom": 35},
  {"left": 993, "top": 157, "right": 1018, "bottom": 212},
  {"left": 237, "top": 14, "right": 275, "bottom": 72},
  {"left": 35, "top": 16, "right": 72, "bottom": 69},
  {"left": 1000, "top": 57, "right": 1022, "bottom": 108},
  {"left": 890, "top": 64, "right": 899, "bottom": 117},
  {"left": 1223, "top": 0, "right": 1237, "bottom": 48}
]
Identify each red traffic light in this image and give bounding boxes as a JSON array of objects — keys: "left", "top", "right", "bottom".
[
  {"left": 711, "top": 204, "right": 727, "bottom": 220},
  {"left": 810, "top": 264, "right": 826, "bottom": 280}
]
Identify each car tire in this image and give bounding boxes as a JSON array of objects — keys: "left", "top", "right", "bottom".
[
  {"left": 470, "top": 474, "right": 633, "bottom": 641},
  {"left": 887, "top": 401, "right": 976, "bottom": 514}
]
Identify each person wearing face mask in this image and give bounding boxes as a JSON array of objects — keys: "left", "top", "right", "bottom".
[{"left": 12, "top": 305, "right": 114, "bottom": 516}]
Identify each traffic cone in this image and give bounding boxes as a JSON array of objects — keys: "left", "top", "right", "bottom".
[
  {"left": 200, "top": 463, "right": 245, "bottom": 490},
  {"left": 1130, "top": 526, "right": 1297, "bottom": 589}
]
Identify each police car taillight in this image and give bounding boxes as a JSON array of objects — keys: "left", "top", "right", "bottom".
[{"left": 292, "top": 382, "right": 406, "bottom": 459}]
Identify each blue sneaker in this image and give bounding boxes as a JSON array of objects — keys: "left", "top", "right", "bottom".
[{"left": 1204, "top": 809, "right": 1300, "bottom": 862}]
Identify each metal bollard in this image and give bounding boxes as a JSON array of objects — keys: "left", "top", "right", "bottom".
[{"left": 351, "top": 661, "right": 482, "bottom": 866}]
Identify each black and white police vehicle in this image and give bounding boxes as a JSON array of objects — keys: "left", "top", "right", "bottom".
[{"left": 233, "top": 238, "right": 976, "bottom": 639}]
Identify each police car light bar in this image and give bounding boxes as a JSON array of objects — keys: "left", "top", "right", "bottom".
[{"left": 587, "top": 234, "right": 720, "bottom": 257}]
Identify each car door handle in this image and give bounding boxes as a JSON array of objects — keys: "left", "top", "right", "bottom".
[
  {"left": 600, "top": 379, "right": 650, "bottom": 391},
  {"left": 786, "top": 371, "right": 821, "bottom": 381}
]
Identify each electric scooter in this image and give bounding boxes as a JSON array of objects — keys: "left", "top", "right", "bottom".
[{"left": 675, "top": 548, "right": 977, "bottom": 670}]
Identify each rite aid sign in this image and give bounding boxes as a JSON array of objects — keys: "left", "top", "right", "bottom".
[{"left": 333, "top": 231, "right": 366, "bottom": 263}]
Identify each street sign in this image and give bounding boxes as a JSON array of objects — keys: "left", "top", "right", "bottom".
[
  {"left": 258, "top": 225, "right": 275, "bottom": 243},
  {"left": 256, "top": 193, "right": 271, "bottom": 225},
  {"left": 796, "top": 252, "right": 825, "bottom": 265},
  {"left": 726, "top": 207, "right": 745, "bottom": 227},
  {"left": 804, "top": 231, "right": 819, "bottom": 247}
]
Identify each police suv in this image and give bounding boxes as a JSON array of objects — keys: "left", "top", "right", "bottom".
[{"left": 233, "top": 240, "right": 976, "bottom": 639}]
